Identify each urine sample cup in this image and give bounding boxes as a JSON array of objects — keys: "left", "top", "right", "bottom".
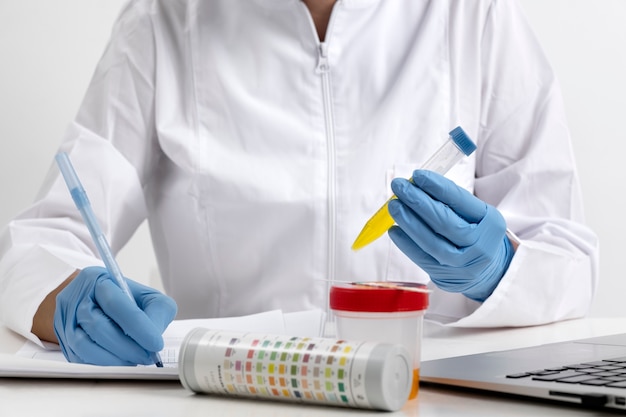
[{"left": 329, "top": 282, "right": 429, "bottom": 400}]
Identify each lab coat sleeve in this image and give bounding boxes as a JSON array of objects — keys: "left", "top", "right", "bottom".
[
  {"left": 426, "top": 0, "right": 599, "bottom": 327},
  {"left": 0, "top": 2, "right": 158, "bottom": 344}
]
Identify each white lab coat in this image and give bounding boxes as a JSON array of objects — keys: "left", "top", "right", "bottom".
[{"left": 0, "top": 0, "right": 599, "bottom": 345}]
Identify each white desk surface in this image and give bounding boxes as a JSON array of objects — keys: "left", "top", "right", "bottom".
[{"left": 1, "top": 317, "right": 625, "bottom": 416}]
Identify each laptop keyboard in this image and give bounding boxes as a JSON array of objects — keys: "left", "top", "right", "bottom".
[{"left": 506, "top": 357, "right": 626, "bottom": 388}]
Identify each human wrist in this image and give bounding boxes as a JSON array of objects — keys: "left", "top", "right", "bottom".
[
  {"left": 31, "top": 270, "right": 79, "bottom": 343},
  {"left": 463, "top": 236, "right": 515, "bottom": 302}
]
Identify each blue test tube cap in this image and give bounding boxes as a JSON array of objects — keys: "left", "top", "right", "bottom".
[{"left": 449, "top": 126, "right": 477, "bottom": 156}]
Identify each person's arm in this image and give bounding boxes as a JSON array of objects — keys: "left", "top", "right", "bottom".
[
  {"left": 424, "top": 0, "right": 599, "bottom": 327},
  {"left": 0, "top": 1, "right": 159, "bottom": 346},
  {"left": 31, "top": 271, "right": 78, "bottom": 344}
]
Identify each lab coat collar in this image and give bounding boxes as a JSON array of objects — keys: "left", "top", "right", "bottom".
[{"left": 261, "top": 0, "right": 381, "bottom": 10}]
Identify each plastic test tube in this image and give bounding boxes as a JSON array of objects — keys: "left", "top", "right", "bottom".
[{"left": 351, "top": 126, "right": 477, "bottom": 250}]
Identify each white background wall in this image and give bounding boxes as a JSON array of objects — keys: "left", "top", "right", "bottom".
[{"left": 1, "top": 1, "right": 625, "bottom": 316}]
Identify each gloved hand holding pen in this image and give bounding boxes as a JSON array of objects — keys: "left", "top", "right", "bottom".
[
  {"left": 54, "top": 266, "right": 177, "bottom": 366},
  {"left": 388, "top": 170, "right": 515, "bottom": 302}
]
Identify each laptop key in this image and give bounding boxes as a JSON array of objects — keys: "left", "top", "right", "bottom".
[
  {"left": 602, "top": 357, "right": 626, "bottom": 363},
  {"left": 579, "top": 379, "right": 612, "bottom": 386},
  {"left": 564, "top": 364, "right": 596, "bottom": 370},
  {"left": 581, "top": 361, "right": 619, "bottom": 366},
  {"left": 594, "top": 365, "right": 625, "bottom": 371},
  {"left": 544, "top": 367, "right": 568, "bottom": 372},
  {"left": 606, "top": 381, "right": 626, "bottom": 388},
  {"left": 588, "top": 371, "right": 621, "bottom": 377},
  {"left": 604, "top": 376, "right": 626, "bottom": 382},
  {"left": 528, "top": 370, "right": 561, "bottom": 376},
  {"left": 506, "top": 372, "right": 532, "bottom": 379},
  {"left": 554, "top": 374, "right": 601, "bottom": 384},
  {"left": 532, "top": 371, "right": 587, "bottom": 382},
  {"left": 580, "top": 368, "right": 611, "bottom": 374}
]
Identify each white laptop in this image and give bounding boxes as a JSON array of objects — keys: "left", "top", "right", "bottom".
[{"left": 420, "top": 333, "right": 626, "bottom": 411}]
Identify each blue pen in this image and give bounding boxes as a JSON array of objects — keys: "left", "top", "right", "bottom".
[{"left": 55, "top": 152, "right": 164, "bottom": 367}]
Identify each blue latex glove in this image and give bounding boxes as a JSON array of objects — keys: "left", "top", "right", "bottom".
[
  {"left": 387, "top": 170, "right": 514, "bottom": 301},
  {"left": 54, "top": 266, "right": 178, "bottom": 366}
]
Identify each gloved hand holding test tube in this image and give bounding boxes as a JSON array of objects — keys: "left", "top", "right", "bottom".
[
  {"left": 54, "top": 152, "right": 175, "bottom": 366},
  {"left": 352, "top": 126, "right": 477, "bottom": 250},
  {"left": 353, "top": 126, "right": 516, "bottom": 301}
]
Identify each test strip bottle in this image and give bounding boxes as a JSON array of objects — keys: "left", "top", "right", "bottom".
[{"left": 178, "top": 328, "right": 411, "bottom": 411}]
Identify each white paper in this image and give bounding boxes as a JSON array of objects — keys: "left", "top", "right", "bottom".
[{"left": 4, "top": 309, "right": 325, "bottom": 379}]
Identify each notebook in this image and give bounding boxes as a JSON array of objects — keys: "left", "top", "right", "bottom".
[
  {"left": 2, "top": 309, "right": 326, "bottom": 380},
  {"left": 420, "top": 333, "right": 626, "bottom": 410}
]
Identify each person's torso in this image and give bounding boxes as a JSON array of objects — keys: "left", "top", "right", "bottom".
[{"left": 144, "top": 0, "right": 484, "bottom": 318}]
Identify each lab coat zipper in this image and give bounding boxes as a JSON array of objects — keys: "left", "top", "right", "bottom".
[{"left": 316, "top": 42, "right": 337, "bottom": 323}]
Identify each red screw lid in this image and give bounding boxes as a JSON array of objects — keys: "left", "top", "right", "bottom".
[{"left": 329, "top": 282, "right": 429, "bottom": 313}]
